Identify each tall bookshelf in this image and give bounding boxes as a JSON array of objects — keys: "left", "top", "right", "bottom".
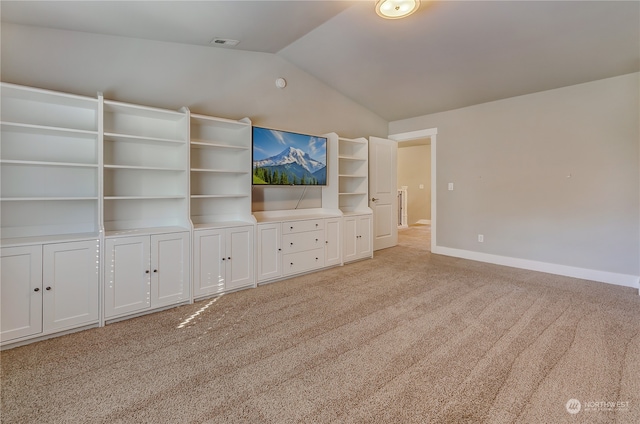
[
  {"left": 0, "top": 83, "right": 101, "bottom": 244},
  {"left": 337, "top": 136, "right": 370, "bottom": 214},
  {"left": 102, "top": 101, "right": 190, "bottom": 235},
  {"left": 189, "top": 114, "right": 254, "bottom": 228}
]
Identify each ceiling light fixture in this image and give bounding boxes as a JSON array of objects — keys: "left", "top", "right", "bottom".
[{"left": 375, "top": 0, "right": 420, "bottom": 19}]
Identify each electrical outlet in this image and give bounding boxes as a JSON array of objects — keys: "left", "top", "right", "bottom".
[
  {"left": 448, "top": 183, "right": 454, "bottom": 191},
  {"left": 478, "top": 234, "right": 484, "bottom": 243}
]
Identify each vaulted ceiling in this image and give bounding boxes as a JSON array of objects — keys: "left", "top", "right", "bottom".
[{"left": 2, "top": 1, "right": 638, "bottom": 122}]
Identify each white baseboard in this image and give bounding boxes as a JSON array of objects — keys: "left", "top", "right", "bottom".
[
  {"left": 416, "top": 219, "right": 431, "bottom": 225},
  {"left": 432, "top": 245, "right": 640, "bottom": 290}
]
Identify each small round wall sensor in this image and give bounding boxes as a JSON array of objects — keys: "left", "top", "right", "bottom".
[{"left": 275, "top": 78, "right": 287, "bottom": 89}]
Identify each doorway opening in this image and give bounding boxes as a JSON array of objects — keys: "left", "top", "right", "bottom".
[{"left": 388, "top": 128, "right": 438, "bottom": 252}]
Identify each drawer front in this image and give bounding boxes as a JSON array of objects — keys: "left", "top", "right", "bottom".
[
  {"left": 282, "top": 249, "right": 325, "bottom": 276},
  {"left": 282, "top": 219, "right": 325, "bottom": 235},
  {"left": 281, "top": 230, "right": 325, "bottom": 254}
]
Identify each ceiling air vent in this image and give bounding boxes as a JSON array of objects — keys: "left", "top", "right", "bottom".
[{"left": 210, "top": 38, "right": 240, "bottom": 47}]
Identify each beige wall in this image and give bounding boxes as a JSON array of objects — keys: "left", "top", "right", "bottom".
[
  {"left": 397, "top": 144, "right": 431, "bottom": 225},
  {"left": 390, "top": 73, "right": 640, "bottom": 278}
]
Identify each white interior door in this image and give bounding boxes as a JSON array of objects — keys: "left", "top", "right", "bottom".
[{"left": 369, "top": 136, "right": 398, "bottom": 251}]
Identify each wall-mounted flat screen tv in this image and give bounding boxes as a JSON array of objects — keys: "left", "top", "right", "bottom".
[{"left": 252, "top": 126, "right": 327, "bottom": 186}]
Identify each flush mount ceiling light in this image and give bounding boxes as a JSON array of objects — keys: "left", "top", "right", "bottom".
[{"left": 375, "top": 0, "right": 420, "bottom": 19}]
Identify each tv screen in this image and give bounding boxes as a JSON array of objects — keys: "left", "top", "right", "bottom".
[{"left": 252, "top": 126, "right": 327, "bottom": 186}]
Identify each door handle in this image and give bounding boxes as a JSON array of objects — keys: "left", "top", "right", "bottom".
[{"left": 371, "top": 197, "right": 379, "bottom": 202}]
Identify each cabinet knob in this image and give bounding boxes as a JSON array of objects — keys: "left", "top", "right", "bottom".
[
  {"left": 34, "top": 287, "right": 40, "bottom": 292},
  {"left": 315, "top": 223, "right": 318, "bottom": 227},
  {"left": 46, "top": 286, "right": 52, "bottom": 291},
  {"left": 290, "top": 262, "right": 294, "bottom": 266},
  {"left": 290, "top": 242, "right": 294, "bottom": 246},
  {"left": 153, "top": 269, "right": 158, "bottom": 273},
  {"left": 228, "top": 257, "right": 231, "bottom": 260},
  {"left": 222, "top": 258, "right": 226, "bottom": 261},
  {"left": 315, "top": 258, "right": 318, "bottom": 261},
  {"left": 145, "top": 270, "right": 150, "bottom": 274},
  {"left": 290, "top": 226, "right": 294, "bottom": 230},
  {"left": 325, "top": 241, "right": 328, "bottom": 244},
  {"left": 278, "top": 248, "right": 282, "bottom": 252}
]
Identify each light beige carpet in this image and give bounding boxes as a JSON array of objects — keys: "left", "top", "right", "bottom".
[{"left": 2, "top": 225, "right": 639, "bottom": 423}]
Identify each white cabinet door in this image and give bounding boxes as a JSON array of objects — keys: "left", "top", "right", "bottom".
[
  {"left": 151, "top": 232, "right": 190, "bottom": 308},
  {"left": 104, "top": 236, "right": 150, "bottom": 319},
  {"left": 226, "top": 226, "right": 254, "bottom": 291},
  {"left": 343, "top": 214, "right": 373, "bottom": 263},
  {"left": 1, "top": 246, "right": 42, "bottom": 342},
  {"left": 325, "top": 218, "right": 341, "bottom": 267},
  {"left": 193, "top": 229, "right": 225, "bottom": 298},
  {"left": 42, "top": 240, "right": 99, "bottom": 332},
  {"left": 257, "top": 223, "right": 281, "bottom": 282},
  {"left": 343, "top": 216, "right": 358, "bottom": 263},
  {"left": 357, "top": 214, "right": 373, "bottom": 258}
]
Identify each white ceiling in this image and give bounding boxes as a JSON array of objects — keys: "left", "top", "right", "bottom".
[{"left": 2, "top": 0, "right": 638, "bottom": 122}]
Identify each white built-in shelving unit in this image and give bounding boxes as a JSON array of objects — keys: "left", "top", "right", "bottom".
[
  {"left": 102, "top": 101, "right": 190, "bottom": 235},
  {"left": 0, "top": 83, "right": 101, "bottom": 244},
  {"left": 189, "top": 114, "right": 254, "bottom": 228},
  {"left": 101, "top": 100, "right": 190, "bottom": 321},
  {"left": 337, "top": 136, "right": 373, "bottom": 263},
  {"left": 0, "top": 83, "right": 375, "bottom": 348},
  {"left": 338, "top": 136, "right": 370, "bottom": 214},
  {"left": 1, "top": 83, "right": 101, "bottom": 347},
  {"left": 189, "top": 113, "right": 255, "bottom": 299}
]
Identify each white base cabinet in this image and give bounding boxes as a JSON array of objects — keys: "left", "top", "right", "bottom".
[
  {"left": 104, "top": 231, "right": 189, "bottom": 320},
  {"left": 257, "top": 216, "right": 342, "bottom": 283},
  {"left": 1, "top": 240, "right": 99, "bottom": 345},
  {"left": 193, "top": 225, "right": 254, "bottom": 298},
  {"left": 343, "top": 213, "right": 373, "bottom": 263}
]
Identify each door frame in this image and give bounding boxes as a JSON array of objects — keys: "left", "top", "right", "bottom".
[{"left": 388, "top": 128, "right": 438, "bottom": 252}]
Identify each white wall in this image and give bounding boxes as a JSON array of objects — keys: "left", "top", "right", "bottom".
[
  {"left": 0, "top": 23, "right": 387, "bottom": 139},
  {"left": 1, "top": 23, "right": 388, "bottom": 212},
  {"left": 390, "top": 73, "right": 640, "bottom": 285}
]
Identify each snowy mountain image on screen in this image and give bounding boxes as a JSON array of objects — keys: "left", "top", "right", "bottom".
[{"left": 253, "top": 146, "right": 326, "bottom": 185}]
